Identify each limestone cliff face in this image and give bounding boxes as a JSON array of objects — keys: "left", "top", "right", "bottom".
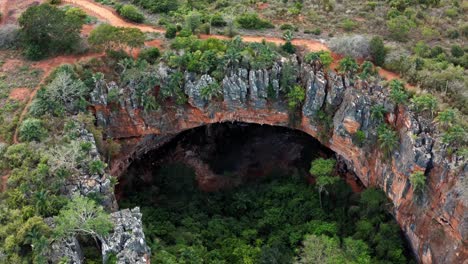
[{"left": 91, "top": 57, "right": 467, "bottom": 263}]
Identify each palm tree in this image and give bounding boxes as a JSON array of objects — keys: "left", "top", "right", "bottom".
[
  {"left": 337, "top": 56, "right": 359, "bottom": 77},
  {"left": 378, "top": 125, "right": 399, "bottom": 158},
  {"left": 34, "top": 189, "right": 50, "bottom": 216},
  {"left": 436, "top": 108, "right": 456, "bottom": 129},
  {"left": 371, "top": 104, "right": 387, "bottom": 121}
]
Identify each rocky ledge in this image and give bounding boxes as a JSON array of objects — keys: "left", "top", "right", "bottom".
[{"left": 90, "top": 55, "right": 466, "bottom": 263}]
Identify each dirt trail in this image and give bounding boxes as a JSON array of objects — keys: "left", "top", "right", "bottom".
[
  {"left": 62, "top": 0, "right": 163, "bottom": 33},
  {"left": 12, "top": 53, "right": 103, "bottom": 144},
  {"left": 0, "top": 0, "right": 11, "bottom": 25}
]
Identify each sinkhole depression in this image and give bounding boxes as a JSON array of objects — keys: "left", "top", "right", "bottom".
[{"left": 117, "top": 122, "right": 414, "bottom": 263}]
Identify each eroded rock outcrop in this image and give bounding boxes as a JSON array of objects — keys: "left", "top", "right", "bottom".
[
  {"left": 101, "top": 207, "right": 150, "bottom": 264},
  {"left": 90, "top": 57, "right": 467, "bottom": 263}
]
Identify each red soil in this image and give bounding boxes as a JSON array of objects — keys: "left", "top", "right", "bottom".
[
  {"left": 1, "top": 58, "right": 23, "bottom": 71},
  {"left": 8, "top": 88, "right": 31, "bottom": 102}
]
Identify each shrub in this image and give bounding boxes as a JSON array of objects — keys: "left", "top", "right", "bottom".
[
  {"left": 370, "top": 36, "right": 386, "bottom": 66},
  {"left": 450, "top": 45, "right": 464, "bottom": 58},
  {"left": 88, "top": 160, "right": 106, "bottom": 175},
  {"left": 200, "top": 82, "right": 222, "bottom": 101},
  {"left": 210, "top": 14, "right": 226, "bottom": 27},
  {"left": 280, "top": 24, "right": 297, "bottom": 31},
  {"left": 329, "top": 35, "right": 370, "bottom": 59},
  {"left": 48, "top": 0, "right": 61, "bottom": 4},
  {"left": 19, "top": 118, "right": 47, "bottom": 142},
  {"left": 287, "top": 85, "right": 305, "bottom": 110},
  {"left": 138, "top": 47, "right": 160, "bottom": 64},
  {"left": 235, "top": 13, "right": 274, "bottom": 30},
  {"left": 444, "top": 8, "right": 458, "bottom": 18},
  {"left": 165, "top": 25, "right": 177, "bottom": 39},
  {"left": 0, "top": 24, "right": 20, "bottom": 49},
  {"left": 138, "top": 0, "right": 178, "bottom": 13},
  {"left": 353, "top": 130, "right": 366, "bottom": 147},
  {"left": 340, "top": 18, "right": 358, "bottom": 32},
  {"left": 409, "top": 171, "right": 426, "bottom": 193},
  {"left": 65, "top": 7, "right": 87, "bottom": 22},
  {"left": 89, "top": 24, "right": 145, "bottom": 51},
  {"left": 118, "top": 5, "right": 144, "bottom": 23},
  {"left": 386, "top": 15, "right": 415, "bottom": 41}
]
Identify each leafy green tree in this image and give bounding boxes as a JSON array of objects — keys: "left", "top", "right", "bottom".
[
  {"left": 118, "top": 4, "right": 144, "bottom": 23},
  {"left": 19, "top": 118, "right": 47, "bottom": 142},
  {"left": 19, "top": 4, "right": 84, "bottom": 59},
  {"left": 377, "top": 125, "right": 399, "bottom": 158},
  {"left": 295, "top": 235, "right": 343, "bottom": 263},
  {"left": 370, "top": 36, "right": 386, "bottom": 66},
  {"left": 54, "top": 195, "right": 113, "bottom": 240},
  {"left": 287, "top": 85, "right": 305, "bottom": 110},
  {"left": 310, "top": 158, "right": 337, "bottom": 208},
  {"left": 409, "top": 171, "right": 426, "bottom": 193}
]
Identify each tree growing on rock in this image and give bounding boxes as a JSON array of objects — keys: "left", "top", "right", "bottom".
[
  {"left": 409, "top": 171, "right": 426, "bottom": 194},
  {"left": 337, "top": 56, "right": 359, "bottom": 78},
  {"left": 282, "top": 30, "right": 296, "bottom": 54},
  {"left": 377, "top": 124, "right": 399, "bottom": 159},
  {"left": 287, "top": 85, "right": 305, "bottom": 110},
  {"left": 54, "top": 195, "right": 113, "bottom": 241},
  {"left": 436, "top": 108, "right": 456, "bottom": 129}
]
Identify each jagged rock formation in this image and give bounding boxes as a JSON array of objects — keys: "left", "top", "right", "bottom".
[
  {"left": 65, "top": 129, "right": 117, "bottom": 211},
  {"left": 101, "top": 207, "right": 150, "bottom": 264},
  {"left": 90, "top": 57, "right": 467, "bottom": 263},
  {"left": 46, "top": 128, "right": 149, "bottom": 264}
]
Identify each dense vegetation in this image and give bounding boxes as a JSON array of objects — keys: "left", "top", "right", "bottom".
[
  {"left": 121, "top": 162, "right": 412, "bottom": 264},
  {"left": 0, "top": 1, "right": 466, "bottom": 262}
]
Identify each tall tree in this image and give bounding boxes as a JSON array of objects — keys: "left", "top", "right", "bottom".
[
  {"left": 309, "top": 158, "right": 337, "bottom": 208},
  {"left": 19, "top": 4, "right": 84, "bottom": 60}
]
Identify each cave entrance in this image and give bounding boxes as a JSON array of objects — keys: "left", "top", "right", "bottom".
[
  {"left": 117, "top": 122, "right": 413, "bottom": 263},
  {"left": 117, "top": 122, "right": 360, "bottom": 195}
]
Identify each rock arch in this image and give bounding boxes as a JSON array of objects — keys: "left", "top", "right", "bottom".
[{"left": 92, "top": 59, "right": 467, "bottom": 263}]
